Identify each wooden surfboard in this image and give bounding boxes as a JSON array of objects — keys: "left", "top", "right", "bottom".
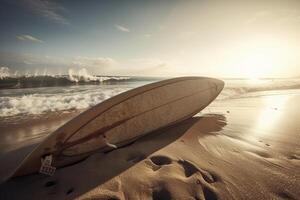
[{"left": 11, "top": 76, "right": 224, "bottom": 177}]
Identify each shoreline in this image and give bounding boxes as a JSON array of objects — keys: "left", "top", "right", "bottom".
[
  {"left": 0, "top": 110, "right": 81, "bottom": 153},
  {"left": 0, "top": 90, "right": 299, "bottom": 199}
]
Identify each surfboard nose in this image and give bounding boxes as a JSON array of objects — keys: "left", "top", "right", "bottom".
[
  {"left": 216, "top": 79, "right": 225, "bottom": 94},
  {"left": 209, "top": 78, "right": 224, "bottom": 95}
]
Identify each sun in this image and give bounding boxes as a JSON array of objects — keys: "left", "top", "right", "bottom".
[
  {"left": 232, "top": 37, "right": 287, "bottom": 79},
  {"left": 240, "top": 48, "right": 277, "bottom": 80}
]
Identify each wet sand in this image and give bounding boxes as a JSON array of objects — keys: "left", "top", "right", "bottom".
[
  {"left": 0, "top": 111, "right": 80, "bottom": 181},
  {"left": 0, "top": 90, "right": 299, "bottom": 199}
]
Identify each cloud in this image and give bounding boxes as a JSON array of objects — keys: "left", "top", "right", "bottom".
[
  {"left": 16, "top": 34, "right": 44, "bottom": 43},
  {"left": 71, "top": 56, "right": 119, "bottom": 75},
  {"left": 72, "top": 56, "right": 118, "bottom": 68},
  {"left": 0, "top": 52, "right": 69, "bottom": 71},
  {"left": 0, "top": 52, "right": 35, "bottom": 65},
  {"left": 129, "top": 58, "right": 171, "bottom": 76},
  {"left": 23, "top": 60, "right": 34, "bottom": 65},
  {"left": 115, "top": 24, "right": 130, "bottom": 32},
  {"left": 25, "top": 0, "right": 69, "bottom": 25},
  {"left": 131, "top": 58, "right": 167, "bottom": 66},
  {"left": 0, "top": 52, "right": 122, "bottom": 75}
]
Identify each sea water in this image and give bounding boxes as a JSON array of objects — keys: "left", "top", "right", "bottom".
[{"left": 1, "top": 76, "right": 300, "bottom": 118}]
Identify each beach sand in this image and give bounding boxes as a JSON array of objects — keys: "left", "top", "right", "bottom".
[{"left": 0, "top": 90, "right": 299, "bottom": 200}]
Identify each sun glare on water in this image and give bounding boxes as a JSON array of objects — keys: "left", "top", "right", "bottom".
[
  {"left": 255, "top": 95, "right": 289, "bottom": 134},
  {"left": 246, "top": 77, "right": 270, "bottom": 85}
]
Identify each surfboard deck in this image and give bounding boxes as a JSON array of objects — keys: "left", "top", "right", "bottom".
[{"left": 11, "top": 76, "right": 224, "bottom": 178}]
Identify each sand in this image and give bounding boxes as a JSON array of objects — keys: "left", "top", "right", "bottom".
[{"left": 0, "top": 90, "right": 299, "bottom": 200}]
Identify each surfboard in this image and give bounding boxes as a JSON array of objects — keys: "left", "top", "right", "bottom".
[{"left": 11, "top": 76, "right": 224, "bottom": 177}]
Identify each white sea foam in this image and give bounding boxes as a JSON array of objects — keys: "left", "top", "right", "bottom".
[
  {"left": 67, "top": 68, "right": 131, "bottom": 82},
  {"left": 0, "top": 67, "right": 11, "bottom": 79},
  {"left": 0, "top": 86, "right": 132, "bottom": 117},
  {"left": 218, "top": 78, "right": 300, "bottom": 100}
]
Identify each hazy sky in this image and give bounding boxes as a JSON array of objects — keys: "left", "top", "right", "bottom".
[{"left": 0, "top": 0, "right": 300, "bottom": 78}]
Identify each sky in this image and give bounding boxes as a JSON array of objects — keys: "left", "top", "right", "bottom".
[{"left": 0, "top": 0, "right": 300, "bottom": 78}]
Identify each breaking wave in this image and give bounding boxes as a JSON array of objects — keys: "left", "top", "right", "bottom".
[
  {"left": 219, "top": 78, "right": 300, "bottom": 100},
  {"left": 0, "top": 75, "right": 132, "bottom": 89},
  {"left": 0, "top": 67, "right": 132, "bottom": 89}
]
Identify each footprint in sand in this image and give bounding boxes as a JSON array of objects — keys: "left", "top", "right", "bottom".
[
  {"left": 195, "top": 179, "right": 219, "bottom": 200},
  {"left": 66, "top": 187, "right": 74, "bottom": 195},
  {"left": 145, "top": 155, "right": 172, "bottom": 171},
  {"left": 201, "top": 170, "right": 219, "bottom": 184},
  {"left": 178, "top": 160, "right": 199, "bottom": 177},
  {"left": 178, "top": 160, "right": 218, "bottom": 183},
  {"left": 152, "top": 186, "right": 172, "bottom": 200},
  {"left": 144, "top": 156, "right": 221, "bottom": 200},
  {"left": 176, "top": 159, "right": 220, "bottom": 199},
  {"left": 44, "top": 180, "right": 57, "bottom": 187},
  {"left": 202, "top": 185, "right": 219, "bottom": 200},
  {"left": 149, "top": 155, "right": 172, "bottom": 166}
]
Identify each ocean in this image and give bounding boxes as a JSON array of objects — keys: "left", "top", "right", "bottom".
[{"left": 1, "top": 75, "right": 300, "bottom": 118}]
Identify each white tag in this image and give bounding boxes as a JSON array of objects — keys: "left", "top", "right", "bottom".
[
  {"left": 42, "top": 155, "right": 53, "bottom": 166},
  {"left": 39, "top": 155, "right": 56, "bottom": 176},
  {"left": 39, "top": 164, "right": 56, "bottom": 176}
]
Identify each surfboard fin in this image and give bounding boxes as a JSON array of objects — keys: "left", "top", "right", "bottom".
[
  {"left": 103, "top": 137, "right": 118, "bottom": 149},
  {"left": 39, "top": 155, "right": 56, "bottom": 176}
]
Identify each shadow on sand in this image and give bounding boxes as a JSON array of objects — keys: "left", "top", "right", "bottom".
[
  {"left": 0, "top": 143, "right": 38, "bottom": 182},
  {"left": 0, "top": 114, "right": 227, "bottom": 200}
]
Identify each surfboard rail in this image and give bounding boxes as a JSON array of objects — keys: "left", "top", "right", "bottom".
[{"left": 10, "top": 76, "right": 224, "bottom": 178}]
